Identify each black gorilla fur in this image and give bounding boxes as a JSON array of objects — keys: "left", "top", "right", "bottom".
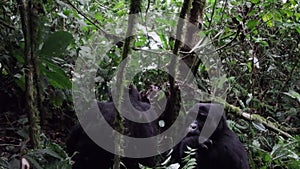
[
  {"left": 67, "top": 87, "right": 250, "bottom": 169},
  {"left": 172, "top": 103, "right": 250, "bottom": 169},
  {"left": 66, "top": 86, "right": 159, "bottom": 169}
]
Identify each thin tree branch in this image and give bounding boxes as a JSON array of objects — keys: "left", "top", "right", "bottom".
[
  {"left": 0, "top": 18, "right": 15, "bottom": 30},
  {"left": 166, "top": 0, "right": 191, "bottom": 130},
  {"left": 63, "top": 0, "right": 123, "bottom": 46}
]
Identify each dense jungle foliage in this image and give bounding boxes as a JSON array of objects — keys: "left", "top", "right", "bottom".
[{"left": 0, "top": 0, "right": 299, "bottom": 168}]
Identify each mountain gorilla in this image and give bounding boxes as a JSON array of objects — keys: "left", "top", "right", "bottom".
[
  {"left": 172, "top": 103, "right": 250, "bottom": 169},
  {"left": 66, "top": 86, "right": 160, "bottom": 169}
]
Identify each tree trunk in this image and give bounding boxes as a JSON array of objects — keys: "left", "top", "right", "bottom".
[
  {"left": 182, "top": 0, "right": 206, "bottom": 75},
  {"left": 17, "top": 0, "right": 41, "bottom": 149},
  {"left": 113, "top": 0, "right": 142, "bottom": 168}
]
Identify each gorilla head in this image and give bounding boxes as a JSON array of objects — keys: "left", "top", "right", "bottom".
[
  {"left": 173, "top": 103, "right": 250, "bottom": 169},
  {"left": 186, "top": 103, "right": 226, "bottom": 140}
]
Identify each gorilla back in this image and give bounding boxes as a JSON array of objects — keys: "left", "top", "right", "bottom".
[{"left": 66, "top": 87, "right": 159, "bottom": 169}]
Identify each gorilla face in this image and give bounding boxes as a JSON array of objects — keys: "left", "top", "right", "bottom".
[
  {"left": 187, "top": 120, "right": 200, "bottom": 136},
  {"left": 184, "top": 103, "right": 226, "bottom": 143},
  {"left": 173, "top": 103, "right": 250, "bottom": 169}
]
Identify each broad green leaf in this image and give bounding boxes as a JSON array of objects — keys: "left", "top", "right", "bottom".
[
  {"left": 264, "top": 154, "right": 271, "bottom": 162},
  {"left": 296, "top": 27, "right": 300, "bottom": 34},
  {"left": 39, "top": 58, "right": 71, "bottom": 89},
  {"left": 295, "top": 13, "right": 300, "bottom": 20},
  {"left": 284, "top": 90, "right": 300, "bottom": 103},
  {"left": 113, "top": 1, "right": 125, "bottom": 10},
  {"left": 40, "top": 31, "right": 74, "bottom": 58},
  {"left": 274, "top": 10, "right": 282, "bottom": 22},
  {"left": 37, "top": 149, "right": 63, "bottom": 160},
  {"left": 262, "top": 12, "right": 274, "bottom": 27},
  {"left": 94, "top": 13, "right": 103, "bottom": 21},
  {"left": 246, "top": 20, "right": 259, "bottom": 30},
  {"left": 135, "top": 36, "right": 147, "bottom": 47},
  {"left": 207, "top": 0, "right": 216, "bottom": 4},
  {"left": 252, "top": 121, "right": 267, "bottom": 132}
]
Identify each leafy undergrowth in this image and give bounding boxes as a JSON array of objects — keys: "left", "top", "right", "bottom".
[{"left": 0, "top": 111, "right": 72, "bottom": 169}]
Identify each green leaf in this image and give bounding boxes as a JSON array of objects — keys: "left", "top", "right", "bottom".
[
  {"left": 113, "top": 1, "right": 125, "bottom": 10},
  {"left": 135, "top": 36, "right": 147, "bottom": 47},
  {"left": 295, "top": 13, "right": 300, "bottom": 20},
  {"left": 296, "top": 27, "right": 300, "bottom": 34},
  {"left": 94, "top": 13, "right": 103, "bottom": 21},
  {"left": 252, "top": 122, "right": 267, "bottom": 132},
  {"left": 15, "top": 73, "right": 25, "bottom": 91},
  {"left": 246, "top": 62, "right": 252, "bottom": 72},
  {"left": 40, "top": 31, "right": 74, "bottom": 58},
  {"left": 0, "top": 158, "right": 10, "bottom": 168},
  {"left": 52, "top": 90, "right": 66, "bottom": 107},
  {"left": 262, "top": 12, "right": 274, "bottom": 27},
  {"left": 263, "top": 154, "right": 271, "bottom": 162},
  {"left": 274, "top": 10, "right": 282, "bottom": 22},
  {"left": 251, "top": 0, "right": 259, "bottom": 4},
  {"left": 158, "top": 32, "right": 168, "bottom": 49},
  {"left": 246, "top": 20, "right": 258, "bottom": 30},
  {"left": 37, "top": 149, "right": 62, "bottom": 160},
  {"left": 39, "top": 58, "right": 71, "bottom": 89},
  {"left": 284, "top": 90, "right": 300, "bottom": 103}
]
